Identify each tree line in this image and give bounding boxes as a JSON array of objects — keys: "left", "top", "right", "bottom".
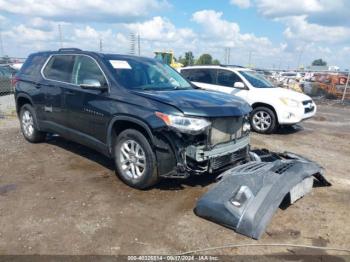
[{"left": 177, "top": 52, "right": 220, "bottom": 66}]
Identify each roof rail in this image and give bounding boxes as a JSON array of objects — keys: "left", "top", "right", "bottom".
[
  {"left": 220, "top": 64, "right": 245, "bottom": 68},
  {"left": 58, "top": 48, "right": 82, "bottom": 52}
]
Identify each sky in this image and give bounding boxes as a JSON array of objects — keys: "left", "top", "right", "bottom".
[{"left": 0, "top": 0, "right": 349, "bottom": 69}]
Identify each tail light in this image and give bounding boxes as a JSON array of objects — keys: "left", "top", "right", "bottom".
[{"left": 11, "top": 75, "right": 19, "bottom": 88}]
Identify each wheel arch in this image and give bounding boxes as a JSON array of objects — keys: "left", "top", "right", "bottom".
[
  {"left": 16, "top": 94, "right": 34, "bottom": 115},
  {"left": 107, "top": 115, "right": 155, "bottom": 158},
  {"left": 251, "top": 102, "right": 279, "bottom": 124}
]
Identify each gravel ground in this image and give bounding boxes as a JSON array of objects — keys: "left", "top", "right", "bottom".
[{"left": 0, "top": 100, "right": 349, "bottom": 257}]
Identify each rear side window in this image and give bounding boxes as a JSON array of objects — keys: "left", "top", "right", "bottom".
[
  {"left": 19, "top": 54, "right": 48, "bottom": 80},
  {"left": 43, "top": 55, "right": 75, "bottom": 83},
  {"left": 217, "top": 69, "right": 242, "bottom": 87},
  {"left": 181, "top": 69, "right": 215, "bottom": 84}
]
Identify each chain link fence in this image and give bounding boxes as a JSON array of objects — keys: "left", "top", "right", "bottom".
[{"left": 0, "top": 58, "right": 25, "bottom": 117}]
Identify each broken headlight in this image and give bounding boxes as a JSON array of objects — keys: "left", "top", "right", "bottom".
[
  {"left": 155, "top": 112, "right": 211, "bottom": 134},
  {"left": 242, "top": 116, "right": 251, "bottom": 133}
]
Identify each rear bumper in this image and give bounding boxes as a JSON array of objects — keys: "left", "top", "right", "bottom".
[{"left": 195, "top": 150, "right": 331, "bottom": 239}]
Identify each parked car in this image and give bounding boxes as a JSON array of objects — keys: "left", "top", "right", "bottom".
[
  {"left": 0, "top": 65, "right": 18, "bottom": 95},
  {"left": 179, "top": 66, "right": 316, "bottom": 134},
  {"left": 14, "top": 48, "right": 252, "bottom": 189}
]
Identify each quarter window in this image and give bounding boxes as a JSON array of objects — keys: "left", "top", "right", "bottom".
[
  {"left": 43, "top": 55, "right": 75, "bottom": 83},
  {"left": 217, "top": 70, "right": 242, "bottom": 87}
]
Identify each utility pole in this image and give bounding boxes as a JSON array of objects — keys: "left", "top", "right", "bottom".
[
  {"left": 99, "top": 38, "right": 103, "bottom": 52},
  {"left": 137, "top": 34, "right": 141, "bottom": 56},
  {"left": 58, "top": 24, "right": 63, "bottom": 48},
  {"left": 342, "top": 70, "right": 350, "bottom": 102},
  {"left": 0, "top": 26, "right": 4, "bottom": 57},
  {"left": 129, "top": 33, "right": 135, "bottom": 55},
  {"left": 248, "top": 51, "right": 252, "bottom": 68}
]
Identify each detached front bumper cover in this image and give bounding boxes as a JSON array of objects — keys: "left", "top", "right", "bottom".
[{"left": 194, "top": 150, "right": 331, "bottom": 240}]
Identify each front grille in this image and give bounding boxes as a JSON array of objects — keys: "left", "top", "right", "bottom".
[
  {"left": 302, "top": 100, "right": 313, "bottom": 105},
  {"left": 210, "top": 148, "right": 247, "bottom": 170},
  {"left": 303, "top": 100, "right": 315, "bottom": 114},
  {"left": 210, "top": 117, "right": 244, "bottom": 146}
]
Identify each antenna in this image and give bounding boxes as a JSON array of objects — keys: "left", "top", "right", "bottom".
[{"left": 58, "top": 24, "right": 63, "bottom": 48}]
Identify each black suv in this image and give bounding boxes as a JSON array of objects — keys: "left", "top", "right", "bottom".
[{"left": 15, "top": 48, "right": 251, "bottom": 189}]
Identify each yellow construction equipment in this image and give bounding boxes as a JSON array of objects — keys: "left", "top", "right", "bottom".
[{"left": 154, "top": 50, "right": 183, "bottom": 69}]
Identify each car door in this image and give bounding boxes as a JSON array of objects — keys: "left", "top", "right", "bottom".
[
  {"left": 216, "top": 69, "right": 248, "bottom": 100},
  {"left": 41, "top": 54, "right": 75, "bottom": 128},
  {"left": 181, "top": 69, "right": 218, "bottom": 91},
  {"left": 64, "top": 55, "right": 110, "bottom": 142}
]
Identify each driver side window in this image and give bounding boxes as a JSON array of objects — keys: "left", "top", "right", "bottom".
[
  {"left": 72, "top": 56, "right": 107, "bottom": 87},
  {"left": 216, "top": 69, "right": 242, "bottom": 88}
]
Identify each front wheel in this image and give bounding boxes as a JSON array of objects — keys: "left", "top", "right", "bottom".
[
  {"left": 250, "top": 106, "right": 277, "bottom": 134},
  {"left": 114, "top": 129, "right": 159, "bottom": 189}
]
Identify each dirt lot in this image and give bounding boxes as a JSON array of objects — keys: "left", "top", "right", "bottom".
[{"left": 0, "top": 100, "right": 350, "bottom": 256}]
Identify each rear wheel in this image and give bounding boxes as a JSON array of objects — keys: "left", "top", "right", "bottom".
[
  {"left": 19, "top": 104, "right": 46, "bottom": 143},
  {"left": 250, "top": 106, "right": 277, "bottom": 134},
  {"left": 114, "top": 129, "right": 158, "bottom": 189}
]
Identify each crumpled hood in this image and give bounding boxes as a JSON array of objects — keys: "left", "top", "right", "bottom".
[{"left": 131, "top": 89, "right": 251, "bottom": 117}]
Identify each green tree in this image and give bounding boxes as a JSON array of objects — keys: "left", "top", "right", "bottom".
[
  {"left": 212, "top": 59, "right": 221, "bottom": 65},
  {"left": 196, "top": 54, "right": 213, "bottom": 65},
  {"left": 312, "top": 59, "right": 327, "bottom": 66}
]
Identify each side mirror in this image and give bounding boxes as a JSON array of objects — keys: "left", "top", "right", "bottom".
[
  {"left": 233, "top": 81, "right": 245, "bottom": 89},
  {"left": 80, "top": 79, "right": 107, "bottom": 91}
]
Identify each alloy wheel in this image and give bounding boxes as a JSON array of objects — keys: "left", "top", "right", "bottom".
[
  {"left": 252, "top": 110, "right": 272, "bottom": 132},
  {"left": 22, "top": 110, "right": 34, "bottom": 137},
  {"left": 119, "top": 139, "right": 146, "bottom": 179}
]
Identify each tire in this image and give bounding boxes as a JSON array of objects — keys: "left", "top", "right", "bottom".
[
  {"left": 19, "top": 104, "right": 46, "bottom": 143},
  {"left": 114, "top": 129, "right": 158, "bottom": 189},
  {"left": 250, "top": 106, "right": 277, "bottom": 134}
]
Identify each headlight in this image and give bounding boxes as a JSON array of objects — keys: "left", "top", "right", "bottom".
[
  {"left": 155, "top": 112, "right": 211, "bottom": 134},
  {"left": 242, "top": 116, "right": 251, "bottom": 132},
  {"left": 280, "top": 97, "right": 301, "bottom": 108},
  {"left": 243, "top": 122, "right": 251, "bottom": 132}
]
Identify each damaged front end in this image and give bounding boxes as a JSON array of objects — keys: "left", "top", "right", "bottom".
[
  {"left": 153, "top": 115, "right": 251, "bottom": 178},
  {"left": 194, "top": 150, "right": 331, "bottom": 239}
]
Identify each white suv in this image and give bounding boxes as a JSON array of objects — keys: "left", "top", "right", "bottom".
[{"left": 179, "top": 66, "right": 316, "bottom": 134}]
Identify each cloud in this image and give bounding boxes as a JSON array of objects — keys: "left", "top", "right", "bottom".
[
  {"left": 0, "top": 0, "right": 170, "bottom": 23},
  {"left": 192, "top": 10, "right": 272, "bottom": 49},
  {"left": 255, "top": 0, "right": 350, "bottom": 26},
  {"left": 125, "top": 16, "right": 196, "bottom": 42},
  {"left": 281, "top": 16, "right": 350, "bottom": 44},
  {"left": 230, "top": 0, "right": 251, "bottom": 9}
]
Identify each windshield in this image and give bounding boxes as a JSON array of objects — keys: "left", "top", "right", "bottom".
[
  {"left": 239, "top": 70, "right": 274, "bottom": 88},
  {"left": 108, "top": 58, "right": 192, "bottom": 90}
]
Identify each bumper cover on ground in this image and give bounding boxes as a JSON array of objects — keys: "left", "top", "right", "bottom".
[{"left": 194, "top": 150, "right": 331, "bottom": 239}]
